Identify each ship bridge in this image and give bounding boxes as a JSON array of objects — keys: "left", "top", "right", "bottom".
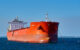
[{"left": 8, "top": 16, "right": 27, "bottom": 31}]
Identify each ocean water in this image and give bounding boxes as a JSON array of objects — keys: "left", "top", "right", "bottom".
[{"left": 0, "top": 38, "right": 80, "bottom": 50}]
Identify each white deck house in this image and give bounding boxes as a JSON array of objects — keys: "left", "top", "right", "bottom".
[{"left": 8, "top": 17, "right": 27, "bottom": 31}]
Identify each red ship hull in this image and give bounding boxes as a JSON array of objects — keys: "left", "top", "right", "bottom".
[{"left": 7, "top": 22, "right": 59, "bottom": 43}]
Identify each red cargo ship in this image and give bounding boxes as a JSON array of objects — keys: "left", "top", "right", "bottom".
[{"left": 7, "top": 14, "right": 59, "bottom": 43}]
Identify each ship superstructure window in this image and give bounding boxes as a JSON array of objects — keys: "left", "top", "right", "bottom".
[{"left": 8, "top": 16, "right": 27, "bottom": 31}]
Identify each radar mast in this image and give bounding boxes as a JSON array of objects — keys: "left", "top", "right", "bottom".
[{"left": 45, "top": 13, "right": 50, "bottom": 22}]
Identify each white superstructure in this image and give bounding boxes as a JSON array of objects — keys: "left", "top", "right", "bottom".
[{"left": 8, "top": 16, "right": 27, "bottom": 31}]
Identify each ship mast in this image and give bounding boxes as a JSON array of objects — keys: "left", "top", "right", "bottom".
[
  {"left": 45, "top": 13, "right": 49, "bottom": 22},
  {"left": 16, "top": 16, "right": 18, "bottom": 19}
]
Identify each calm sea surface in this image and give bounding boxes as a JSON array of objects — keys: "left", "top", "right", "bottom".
[{"left": 0, "top": 38, "right": 80, "bottom": 50}]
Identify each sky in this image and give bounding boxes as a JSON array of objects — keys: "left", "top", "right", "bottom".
[{"left": 0, "top": 0, "right": 80, "bottom": 37}]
